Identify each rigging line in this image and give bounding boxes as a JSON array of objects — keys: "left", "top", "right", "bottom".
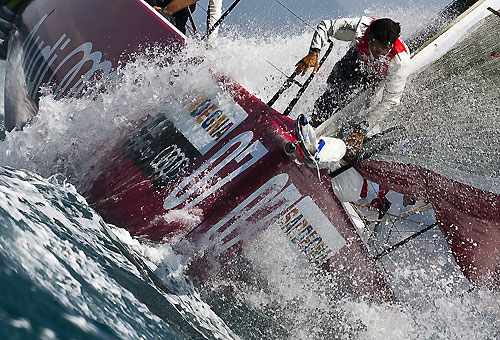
[
  {"left": 398, "top": 204, "right": 433, "bottom": 217},
  {"left": 360, "top": 203, "right": 432, "bottom": 224},
  {"left": 408, "top": 238, "right": 445, "bottom": 241},
  {"left": 385, "top": 218, "right": 428, "bottom": 259},
  {"left": 487, "top": 6, "right": 500, "bottom": 19},
  {"left": 368, "top": 211, "right": 432, "bottom": 228},
  {"left": 266, "top": 60, "right": 303, "bottom": 86},
  {"left": 362, "top": 211, "right": 380, "bottom": 219},
  {"left": 187, "top": 6, "right": 198, "bottom": 34},
  {"left": 273, "top": 0, "right": 315, "bottom": 30},
  {"left": 385, "top": 222, "right": 395, "bottom": 244},
  {"left": 380, "top": 210, "right": 435, "bottom": 227},
  {"left": 360, "top": 202, "right": 435, "bottom": 226},
  {"left": 202, "top": 0, "right": 242, "bottom": 40},
  {"left": 350, "top": 204, "right": 373, "bottom": 233},
  {"left": 374, "top": 223, "right": 439, "bottom": 260},
  {"left": 396, "top": 208, "right": 434, "bottom": 223},
  {"left": 393, "top": 230, "right": 441, "bottom": 234},
  {"left": 387, "top": 213, "right": 399, "bottom": 241},
  {"left": 383, "top": 210, "right": 425, "bottom": 251},
  {"left": 186, "top": 23, "right": 196, "bottom": 37},
  {"left": 388, "top": 210, "right": 407, "bottom": 245},
  {"left": 398, "top": 208, "right": 434, "bottom": 220},
  {"left": 195, "top": 1, "right": 208, "bottom": 13},
  {"left": 386, "top": 206, "right": 422, "bottom": 243}
]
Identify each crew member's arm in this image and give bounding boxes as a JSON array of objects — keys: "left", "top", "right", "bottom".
[
  {"left": 364, "top": 53, "right": 411, "bottom": 132},
  {"left": 295, "top": 17, "right": 370, "bottom": 75}
]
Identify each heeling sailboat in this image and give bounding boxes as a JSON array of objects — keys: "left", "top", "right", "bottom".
[
  {"left": 3, "top": 0, "right": 396, "bottom": 302},
  {"left": 3, "top": 0, "right": 498, "bottom": 303}
]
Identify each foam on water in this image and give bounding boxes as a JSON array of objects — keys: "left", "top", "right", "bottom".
[
  {"left": 0, "top": 167, "right": 240, "bottom": 339},
  {"left": 0, "top": 167, "right": 180, "bottom": 339},
  {"left": 193, "top": 208, "right": 500, "bottom": 339}
]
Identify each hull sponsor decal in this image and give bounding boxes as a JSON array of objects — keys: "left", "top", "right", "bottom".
[
  {"left": 204, "top": 174, "right": 346, "bottom": 265},
  {"left": 163, "top": 131, "right": 267, "bottom": 210},
  {"left": 21, "top": 14, "right": 111, "bottom": 101},
  {"left": 169, "top": 92, "right": 248, "bottom": 155},
  {"left": 278, "top": 197, "right": 346, "bottom": 265},
  {"left": 125, "top": 116, "right": 201, "bottom": 187},
  {"left": 126, "top": 91, "right": 250, "bottom": 187}
]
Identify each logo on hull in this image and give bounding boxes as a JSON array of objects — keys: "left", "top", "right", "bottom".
[
  {"left": 125, "top": 116, "right": 201, "bottom": 187},
  {"left": 22, "top": 14, "right": 111, "bottom": 101},
  {"left": 163, "top": 130, "right": 268, "bottom": 210},
  {"left": 171, "top": 92, "right": 249, "bottom": 155},
  {"left": 204, "top": 174, "right": 346, "bottom": 266}
]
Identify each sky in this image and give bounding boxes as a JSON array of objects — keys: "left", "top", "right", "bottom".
[{"left": 189, "top": 0, "right": 452, "bottom": 36}]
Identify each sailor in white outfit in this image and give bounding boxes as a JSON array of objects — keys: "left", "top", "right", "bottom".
[{"left": 296, "top": 17, "right": 411, "bottom": 141}]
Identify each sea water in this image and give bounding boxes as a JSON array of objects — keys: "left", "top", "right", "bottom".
[{"left": 0, "top": 3, "right": 499, "bottom": 340}]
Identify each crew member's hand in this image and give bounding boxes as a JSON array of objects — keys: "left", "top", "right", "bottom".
[{"left": 295, "top": 51, "right": 318, "bottom": 76}]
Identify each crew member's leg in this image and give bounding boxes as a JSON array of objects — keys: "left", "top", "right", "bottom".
[
  {"left": 156, "top": 0, "right": 197, "bottom": 34},
  {"left": 163, "top": 0, "right": 198, "bottom": 15}
]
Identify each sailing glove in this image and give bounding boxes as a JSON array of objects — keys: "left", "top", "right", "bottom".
[{"left": 295, "top": 51, "right": 318, "bottom": 75}]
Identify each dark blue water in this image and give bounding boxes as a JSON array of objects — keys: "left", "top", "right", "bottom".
[{"left": 0, "top": 166, "right": 242, "bottom": 339}]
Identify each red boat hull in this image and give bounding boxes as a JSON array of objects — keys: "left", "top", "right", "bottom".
[{"left": 6, "top": 0, "right": 397, "bottom": 302}]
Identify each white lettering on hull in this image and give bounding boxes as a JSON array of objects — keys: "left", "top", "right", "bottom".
[
  {"left": 21, "top": 14, "right": 112, "bottom": 101},
  {"left": 163, "top": 131, "right": 268, "bottom": 210},
  {"left": 209, "top": 173, "right": 301, "bottom": 255},
  {"left": 278, "top": 196, "right": 346, "bottom": 265},
  {"left": 203, "top": 173, "right": 347, "bottom": 266}
]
